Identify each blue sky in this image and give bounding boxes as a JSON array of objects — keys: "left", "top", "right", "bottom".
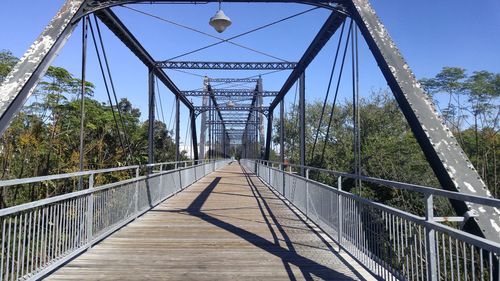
[{"left": 1, "top": 0, "right": 499, "bottom": 154}]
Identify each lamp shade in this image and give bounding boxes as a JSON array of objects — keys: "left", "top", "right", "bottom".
[{"left": 209, "top": 10, "right": 232, "bottom": 33}]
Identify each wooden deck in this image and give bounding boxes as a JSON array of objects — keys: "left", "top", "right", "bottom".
[{"left": 47, "top": 163, "right": 375, "bottom": 280}]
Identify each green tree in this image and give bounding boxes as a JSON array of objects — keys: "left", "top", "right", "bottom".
[{"left": 0, "top": 49, "right": 18, "bottom": 83}]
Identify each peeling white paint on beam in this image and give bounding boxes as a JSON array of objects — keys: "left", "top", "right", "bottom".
[
  {"left": 350, "top": 0, "right": 499, "bottom": 241},
  {"left": 0, "top": 0, "right": 85, "bottom": 132}
]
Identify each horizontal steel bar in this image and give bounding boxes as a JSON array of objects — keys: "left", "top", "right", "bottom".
[
  {"left": 433, "top": 216, "right": 467, "bottom": 222},
  {"left": 208, "top": 78, "right": 258, "bottom": 83},
  {"left": 248, "top": 160, "right": 500, "bottom": 255},
  {"left": 156, "top": 61, "right": 297, "bottom": 70},
  {"left": 258, "top": 160, "right": 500, "bottom": 207},
  {"left": 195, "top": 106, "right": 269, "bottom": 112},
  {"left": 181, "top": 90, "right": 278, "bottom": 97},
  {"left": 206, "top": 121, "right": 258, "bottom": 124},
  {"left": 0, "top": 161, "right": 218, "bottom": 217},
  {"left": 0, "top": 165, "right": 139, "bottom": 188}
]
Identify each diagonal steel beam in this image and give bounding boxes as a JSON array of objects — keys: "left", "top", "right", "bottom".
[
  {"left": 269, "top": 11, "right": 346, "bottom": 112},
  {"left": 95, "top": 8, "right": 193, "bottom": 111},
  {"left": 265, "top": 11, "right": 346, "bottom": 159},
  {"left": 206, "top": 84, "right": 227, "bottom": 133},
  {"left": 348, "top": 0, "right": 499, "bottom": 243},
  {"left": 0, "top": 0, "right": 86, "bottom": 136}
]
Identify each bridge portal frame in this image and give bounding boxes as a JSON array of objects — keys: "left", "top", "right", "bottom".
[{"left": 0, "top": 0, "right": 497, "bottom": 268}]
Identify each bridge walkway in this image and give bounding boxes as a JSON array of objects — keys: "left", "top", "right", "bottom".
[{"left": 47, "top": 163, "right": 374, "bottom": 280}]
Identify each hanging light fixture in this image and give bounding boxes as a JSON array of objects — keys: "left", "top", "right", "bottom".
[
  {"left": 209, "top": 1, "right": 232, "bottom": 33},
  {"left": 227, "top": 100, "right": 235, "bottom": 108}
]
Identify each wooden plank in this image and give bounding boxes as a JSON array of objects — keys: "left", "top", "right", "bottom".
[{"left": 47, "top": 163, "right": 374, "bottom": 280}]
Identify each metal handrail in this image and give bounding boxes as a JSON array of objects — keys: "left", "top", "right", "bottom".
[
  {"left": 242, "top": 159, "right": 500, "bottom": 281},
  {"left": 0, "top": 159, "right": 231, "bottom": 281},
  {"left": 0, "top": 159, "right": 215, "bottom": 188},
  {"left": 256, "top": 160, "right": 500, "bottom": 208}
]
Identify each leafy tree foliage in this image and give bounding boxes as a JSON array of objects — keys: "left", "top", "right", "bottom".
[
  {"left": 272, "top": 66, "right": 498, "bottom": 215},
  {"left": 421, "top": 67, "right": 499, "bottom": 197},
  {"left": 0, "top": 50, "right": 18, "bottom": 84},
  {"left": 0, "top": 51, "right": 182, "bottom": 208}
]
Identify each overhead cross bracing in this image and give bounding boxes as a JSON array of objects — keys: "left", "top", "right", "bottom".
[
  {"left": 181, "top": 89, "right": 278, "bottom": 97},
  {"left": 206, "top": 121, "right": 259, "bottom": 125},
  {"left": 157, "top": 61, "right": 298, "bottom": 70},
  {"left": 208, "top": 78, "right": 258, "bottom": 83}
]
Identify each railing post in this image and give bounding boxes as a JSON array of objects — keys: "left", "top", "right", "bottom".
[
  {"left": 425, "top": 194, "right": 438, "bottom": 281},
  {"left": 159, "top": 164, "right": 163, "bottom": 196},
  {"left": 280, "top": 164, "right": 284, "bottom": 195},
  {"left": 337, "top": 176, "right": 342, "bottom": 252},
  {"left": 268, "top": 162, "right": 271, "bottom": 185},
  {"left": 193, "top": 160, "right": 197, "bottom": 180},
  {"left": 86, "top": 174, "right": 94, "bottom": 249},
  {"left": 134, "top": 167, "right": 139, "bottom": 217},
  {"left": 305, "top": 169, "right": 309, "bottom": 218}
]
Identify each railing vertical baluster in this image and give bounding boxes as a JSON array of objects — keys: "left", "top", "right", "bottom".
[
  {"left": 338, "top": 176, "right": 342, "bottom": 252},
  {"left": 55, "top": 204, "right": 61, "bottom": 258},
  {"left": 87, "top": 174, "right": 94, "bottom": 249},
  {"left": 20, "top": 213, "right": 27, "bottom": 279},
  {"left": 135, "top": 167, "right": 139, "bottom": 218},
  {"left": 489, "top": 251, "right": 493, "bottom": 281},
  {"left": 16, "top": 214, "right": 23, "bottom": 280},
  {"left": 280, "top": 164, "right": 285, "bottom": 196},
  {"left": 5, "top": 218, "right": 11, "bottom": 281},
  {"left": 1, "top": 218, "right": 6, "bottom": 281},
  {"left": 305, "top": 169, "right": 309, "bottom": 218},
  {"left": 36, "top": 209, "right": 41, "bottom": 272},
  {"left": 26, "top": 211, "right": 32, "bottom": 276},
  {"left": 10, "top": 216, "right": 16, "bottom": 281},
  {"left": 425, "top": 194, "right": 438, "bottom": 281},
  {"left": 159, "top": 164, "right": 164, "bottom": 198}
]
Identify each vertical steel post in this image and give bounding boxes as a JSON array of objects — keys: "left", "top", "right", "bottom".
[
  {"left": 352, "top": 23, "right": 361, "bottom": 188},
  {"left": 299, "top": 73, "right": 306, "bottom": 176},
  {"left": 78, "top": 16, "right": 88, "bottom": 190},
  {"left": 148, "top": 68, "right": 155, "bottom": 166},
  {"left": 175, "top": 96, "right": 180, "bottom": 162},
  {"left": 215, "top": 119, "right": 219, "bottom": 158},
  {"left": 134, "top": 167, "right": 139, "bottom": 217},
  {"left": 264, "top": 110, "right": 273, "bottom": 160},
  {"left": 190, "top": 109, "right": 199, "bottom": 160},
  {"left": 257, "top": 77, "right": 265, "bottom": 159},
  {"left": 86, "top": 174, "right": 94, "bottom": 249},
  {"left": 280, "top": 100, "right": 285, "bottom": 165},
  {"left": 254, "top": 107, "right": 258, "bottom": 159},
  {"left": 305, "top": 168, "right": 309, "bottom": 218},
  {"left": 222, "top": 128, "right": 226, "bottom": 158},
  {"left": 208, "top": 99, "right": 212, "bottom": 159},
  {"left": 425, "top": 194, "right": 438, "bottom": 281},
  {"left": 200, "top": 77, "right": 209, "bottom": 159},
  {"left": 338, "top": 176, "right": 343, "bottom": 252}
]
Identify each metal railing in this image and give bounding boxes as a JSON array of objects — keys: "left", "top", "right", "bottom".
[
  {"left": 241, "top": 159, "right": 500, "bottom": 281},
  {"left": 0, "top": 159, "right": 231, "bottom": 281}
]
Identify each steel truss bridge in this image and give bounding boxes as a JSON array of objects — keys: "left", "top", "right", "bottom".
[{"left": 0, "top": 0, "right": 498, "bottom": 280}]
